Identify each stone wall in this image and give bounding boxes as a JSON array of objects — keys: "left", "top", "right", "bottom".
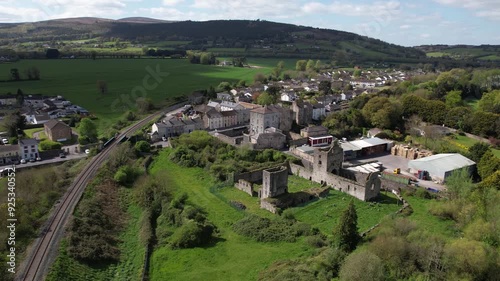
[
  {"left": 260, "top": 199, "right": 278, "bottom": 213},
  {"left": 289, "top": 163, "right": 380, "bottom": 201},
  {"left": 252, "top": 132, "right": 286, "bottom": 150},
  {"left": 233, "top": 169, "right": 265, "bottom": 184},
  {"left": 262, "top": 166, "right": 289, "bottom": 199},
  {"left": 235, "top": 179, "right": 254, "bottom": 196}
]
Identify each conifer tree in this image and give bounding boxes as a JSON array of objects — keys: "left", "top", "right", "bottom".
[{"left": 333, "top": 200, "right": 360, "bottom": 252}]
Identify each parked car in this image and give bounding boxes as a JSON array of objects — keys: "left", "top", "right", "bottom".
[
  {"left": 162, "top": 137, "right": 167, "bottom": 141},
  {"left": 20, "top": 159, "right": 26, "bottom": 164},
  {"left": 59, "top": 153, "right": 66, "bottom": 158},
  {"left": 2, "top": 138, "right": 8, "bottom": 144},
  {"left": 29, "top": 158, "right": 35, "bottom": 163},
  {"left": 36, "top": 157, "right": 42, "bottom": 161},
  {"left": 85, "top": 149, "right": 90, "bottom": 154}
]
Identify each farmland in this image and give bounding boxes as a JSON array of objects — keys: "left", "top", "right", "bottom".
[{"left": 0, "top": 58, "right": 280, "bottom": 132}]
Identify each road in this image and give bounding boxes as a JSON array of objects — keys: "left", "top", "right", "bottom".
[{"left": 15, "top": 102, "right": 186, "bottom": 281}]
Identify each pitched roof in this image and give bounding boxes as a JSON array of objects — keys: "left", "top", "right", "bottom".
[
  {"left": 19, "top": 138, "right": 38, "bottom": 146},
  {"left": 44, "top": 119, "right": 69, "bottom": 130},
  {"left": 0, "top": 145, "right": 19, "bottom": 154}
]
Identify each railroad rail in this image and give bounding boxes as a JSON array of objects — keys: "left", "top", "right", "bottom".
[{"left": 16, "top": 102, "right": 186, "bottom": 281}]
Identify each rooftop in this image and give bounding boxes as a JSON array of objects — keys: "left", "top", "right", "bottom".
[{"left": 409, "top": 153, "right": 476, "bottom": 172}]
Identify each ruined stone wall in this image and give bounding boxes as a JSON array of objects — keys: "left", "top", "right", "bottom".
[
  {"left": 289, "top": 163, "right": 379, "bottom": 201},
  {"left": 235, "top": 179, "right": 254, "bottom": 196},
  {"left": 233, "top": 169, "right": 264, "bottom": 184},
  {"left": 252, "top": 133, "right": 286, "bottom": 150},
  {"left": 260, "top": 199, "right": 278, "bottom": 213},
  {"left": 262, "top": 166, "right": 289, "bottom": 199}
]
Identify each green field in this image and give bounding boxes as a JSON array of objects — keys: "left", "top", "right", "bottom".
[
  {"left": 24, "top": 128, "right": 43, "bottom": 138},
  {"left": 426, "top": 52, "right": 446, "bottom": 57},
  {"left": 0, "top": 59, "right": 277, "bottom": 130},
  {"left": 404, "top": 195, "right": 457, "bottom": 238},
  {"left": 478, "top": 54, "right": 500, "bottom": 61},
  {"left": 147, "top": 150, "right": 404, "bottom": 280}
]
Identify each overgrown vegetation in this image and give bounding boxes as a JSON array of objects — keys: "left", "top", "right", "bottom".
[
  {"left": 169, "top": 131, "right": 294, "bottom": 180},
  {"left": 232, "top": 214, "right": 312, "bottom": 242}
]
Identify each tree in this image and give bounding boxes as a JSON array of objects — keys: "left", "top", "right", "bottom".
[
  {"left": 135, "top": 140, "right": 151, "bottom": 153},
  {"left": 445, "top": 90, "right": 463, "bottom": 107},
  {"left": 478, "top": 90, "right": 500, "bottom": 114},
  {"left": 306, "top": 59, "right": 315, "bottom": 72},
  {"left": 339, "top": 250, "right": 384, "bottom": 281},
  {"left": 444, "top": 239, "right": 490, "bottom": 280},
  {"left": 445, "top": 168, "right": 474, "bottom": 200},
  {"left": 91, "top": 50, "right": 97, "bottom": 60},
  {"left": 25, "top": 66, "right": 40, "bottom": 80},
  {"left": 318, "top": 81, "right": 332, "bottom": 96},
  {"left": 467, "top": 142, "right": 490, "bottom": 163},
  {"left": 254, "top": 73, "right": 267, "bottom": 84},
  {"left": 217, "top": 82, "right": 231, "bottom": 92},
  {"left": 200, "top": 53, "right": 210, "bottom": 65},
  {"left": 353, "top": 69, "right": 362, "bottom": 78},
  {"left": 136, "top": 97, "right": 153, "bottom": 114},
  {"left": 15, "top": 88, "right": 24, "bottom": 107},
  {"left": 10, "top": 68, "right": 20, "bottom": 81},
  {"left": 333, "top": 200, "right": 360, "bottom": 252},
  {"left": 272, "top": 61, "right": 285, "bottom": 78},
  {"left": 478, "top": 150, "right": 500, "bottom": 180},
  {"left": 46, "top": 48, "right": 60, "bottom": 59},
  {"left": 257, "top": 92, "right": 275, "bottom": 105},
  {"left": 295, "top": 60, "right": 307, "bottom": 71},
  {"left": 4, "top": 112, "right": 26, "bottom": 137},
  {"left": 78, "top": 118, "right": 98, "bottom": 143},
  {"left": 97, "top": 80, "right": 108, "bottom": 95},
  {"left": 314, "top": 60, "right": 322, "bottom": 70}
]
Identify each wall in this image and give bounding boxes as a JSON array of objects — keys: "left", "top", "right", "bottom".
[
  {"left": 289, "top": 163, "right": 380, "bottom": 201},
  {"left": 235, "top": 179, "right": 254, "bottom": 196},
  {"left": 233, "top": 169, "right": 264, "bottom": 184},
  {"left": 260, "top": 199, "right": 278, "bottom": 213},
  {"left": 262, "top": 166, "right": 288, "bottom": 199},
  {"left": 252, "top": 133, "right": 286, "bottom": 150}
]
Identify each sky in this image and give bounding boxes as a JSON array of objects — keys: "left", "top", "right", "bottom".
[{"left": 1, "top": 0, "right": 500, "bottom": 46}]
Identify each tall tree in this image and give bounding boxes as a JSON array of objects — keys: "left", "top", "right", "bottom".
[
  {"left": 306, "top": 59, "right": 315, "bottom": 72},
  {"left": 295, "top": 60, "right": 307, "bottom": 71},
  {"left": 333, "top": 200, "right": 360, "bottom": 252},
  {"left": 339, "top": 250, "right": 384, "bottom": 281},
  {"left": 478, "top": 150, "right": 500, "bottom": 180},
  {"left": 78, "top": 118, "right": 98, "bottom": 143},
  {"left": 10, "top": 68, "right": 20, "bottom": 81},
  {"left": 15, "top": 88, "right": 24, "bottom": 107}
]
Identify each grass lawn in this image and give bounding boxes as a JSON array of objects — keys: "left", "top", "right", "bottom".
[
  {"left": 450, "top": 134, "right": 500, "bottom": 158},
  {"left": 404, "top": 195, "right": 457, "bottom": 238},
  {"left": 0, "top": 59, "right": 280, "bottom": 133},
  {"left": 148, "top": 150, "right": 314, "bottom": 281},
  {"left": 47, "top": 191, "right": 145, "bottom": 281},
  {"left": 426, "top": 52, "right": 446, "bottom": 57},
  {"left": 24, "top": 128, "right": 44, "bottom": 138},
  {"left": 464, "top": 97, "right": 479, "bottom": 109},
  {"left": 290, "top": 190, "right": 401, "bottom": 235}
]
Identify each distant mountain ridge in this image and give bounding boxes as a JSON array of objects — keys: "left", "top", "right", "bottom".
[{"left": 0, "top": 17, "right": 426, "bottom": 62}]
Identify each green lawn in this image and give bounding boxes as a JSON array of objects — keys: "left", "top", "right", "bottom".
[
  {"left": 426, "top": 52, "right": 446, "bottom": 57},
  {"left": 464, "top": 97, "right": 479, "bottom": 109},
  {"left": 148, "top": 150, "right": 314, "bottom": 281},
  {"left": 290, "top": 190, "right": 401, "bottom": 235},
  {"left": 24, "top": 128, "right": 43, "bottom": 138},
  {"left": 0, "top": 59, "right": 277, "bottom": 133},
  {"left": 404, "top": 196, "right": 457, "bottom": 238}
]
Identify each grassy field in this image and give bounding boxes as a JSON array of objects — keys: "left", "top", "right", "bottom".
[
  {"left": 149, "top": 150, "right": 314, "bottom": 281},
  {"left": 426, "top": 52, "right": 446, "bottom": 57},
  {"left": 47, "top": 192, "right": 145, "bottom": 281},
  {"left": 404, "top": 195, "right": 457, "bottom": 238},
  {"left": 148, "top": 150, "right": 404, "bottom": 280},
  {"left": 24, "top": 128, "right": 44, "bottom": 138},
  {"left": 0, "top": 59, "right": 279, "bottom": 132}
]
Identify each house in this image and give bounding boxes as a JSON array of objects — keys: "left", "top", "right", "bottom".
[
  {"left": 312, "top": 104, "right": 326, "bottom": 120},
  {"left": 281, "top": 92, "right": 297, "bottom": 102},
  {"left": 44, "top": 120, "right": 72, "bottom": 142},
  {"left": 0, "top": 145, "right": 19, "bottom": 165},
  {"left": 19, "top": 139, "right": 39, "bottom": 160},
  {"left": 33, "top": 113, "right": 51, "bottom": 124},
  {"left": 204, "top": 108, "right": 224, "bottom": 130},
  {"left": 217, "top": 92, "right": 233, "bottom": 101},
  {"left": 0, "top": 94, "right": 17, "bottom": 106}
]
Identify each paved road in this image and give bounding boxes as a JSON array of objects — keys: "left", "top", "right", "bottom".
[{"left": 0, "top": 153, "right": 87, "bottom": 171}]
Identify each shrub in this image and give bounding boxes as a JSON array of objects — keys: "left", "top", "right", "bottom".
[
  {"left": 113, "top": 165, "right": 140, "bottom": 185},
  {"left": 305, "top": 235, "right": 327, "bottom": 248},
  {"left": 169, "top": 220, "right": 216, "bottom": 249},
  {"left": 232, "top": 215, "right": 311, "bottom": 242},
  {"left": 39, "top": 139, "right": 62, "bottom": 151},
  {"left": 78, "top": 136, "right": 89, "bottom": 145},
  {"left": 135, "top": 140, "right": 151, "bottom": 153}
]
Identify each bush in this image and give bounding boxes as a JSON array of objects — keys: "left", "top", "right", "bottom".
[
  {"left": 305, "top": 235, "right": 327, "bottom": 248},
  {"left": 39, "top": 139, "right": 62, "bottom": 151},
  {"left": 135, "top": 140, "right": 151, "bottom": 153},
  {"left": 169, "top": 220, "right": 216, "bottom": 249},
  {"left": 78, "top": 136, "right": 89, "bottom": 145},
  {"left": 113, "top": 165, "right": 140, "bottom": 185},
  {"left": 232, "top": 215, "right": 311, "bottom": 242}
]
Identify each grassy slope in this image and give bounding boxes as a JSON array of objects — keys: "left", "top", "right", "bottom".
[
  {"left": 405, "top": 196, "right": 457, "bottom": 238},
  {"left": 47, "top": 192, "right": 145, "bottom": 281},
  {"left": 148, "top": 150, "right": 403, "bottom": 280},
  {"left": 149, "top": 150, "right": 312, "bottom": 281}
]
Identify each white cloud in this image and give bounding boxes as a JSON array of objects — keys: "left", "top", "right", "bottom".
[
  {"left": 162, "top": 0, "right": 184, "bottom": 6},
  {"left": 302, "top": 1, "right": 401, "bottom": 17},
  {"left": 399, "top": 24, "right": 411, "bottom": 29},
  {"left": 434, "top": 0, "right": 500, "bottom": 20},
  {"left": 420, "top": 33, "right": 430, "bottom": 38}
]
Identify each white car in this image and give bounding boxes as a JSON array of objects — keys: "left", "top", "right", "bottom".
[
  {"left": 85, "top": 149, "right": 90, "bottom": 154},
  {"left": 2, "top": 138, "right": 8, "bottom": 144},
  {"left": 20, "top": 159, "right": 26, "bottom": 164}
]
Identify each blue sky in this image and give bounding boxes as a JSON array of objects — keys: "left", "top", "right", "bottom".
[{"left": 1, "top": 0, "right": 499, "bottom": 46}]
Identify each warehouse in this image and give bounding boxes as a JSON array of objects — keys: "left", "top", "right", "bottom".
[
  {"left": 408, "top": 153, "right": 476, "bottom": 182},
  {"left": 347, "top": 137, "right": 394, "bottom": 157}
]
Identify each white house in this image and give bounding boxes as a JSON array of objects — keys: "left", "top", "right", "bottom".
[
  {"left": 312, "top": 104, "right": 326, "bottom": 120},
  {"left": 19, "top": 139, "right": 39, "bottom": 160}
]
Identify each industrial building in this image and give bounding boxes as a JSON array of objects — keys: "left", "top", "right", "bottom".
[
  {"left": 408, "top": 153, "right": 476, "bottom": 182},
  {"left": 341, "top": 137, "right": 394, "bottom": 159}
]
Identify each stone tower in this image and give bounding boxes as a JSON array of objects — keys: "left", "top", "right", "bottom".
[
  {"left": 261, "top": 166, "right": 289, "bottom": 199},
  {"left": 313, "top": 140, "right": 344, "bottom": 175}
]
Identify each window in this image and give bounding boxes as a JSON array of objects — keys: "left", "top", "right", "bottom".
[{"left": 24, "top": 150, "right": 28, "bottom": 154}]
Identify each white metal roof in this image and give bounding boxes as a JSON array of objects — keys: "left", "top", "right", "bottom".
[{"left": 408, "top": 153, "right": 476, "bottom": 179}]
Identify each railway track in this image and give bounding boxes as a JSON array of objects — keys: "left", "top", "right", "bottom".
[{"left": 16, "top": 103, "right": 185, "bottom": 281}]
